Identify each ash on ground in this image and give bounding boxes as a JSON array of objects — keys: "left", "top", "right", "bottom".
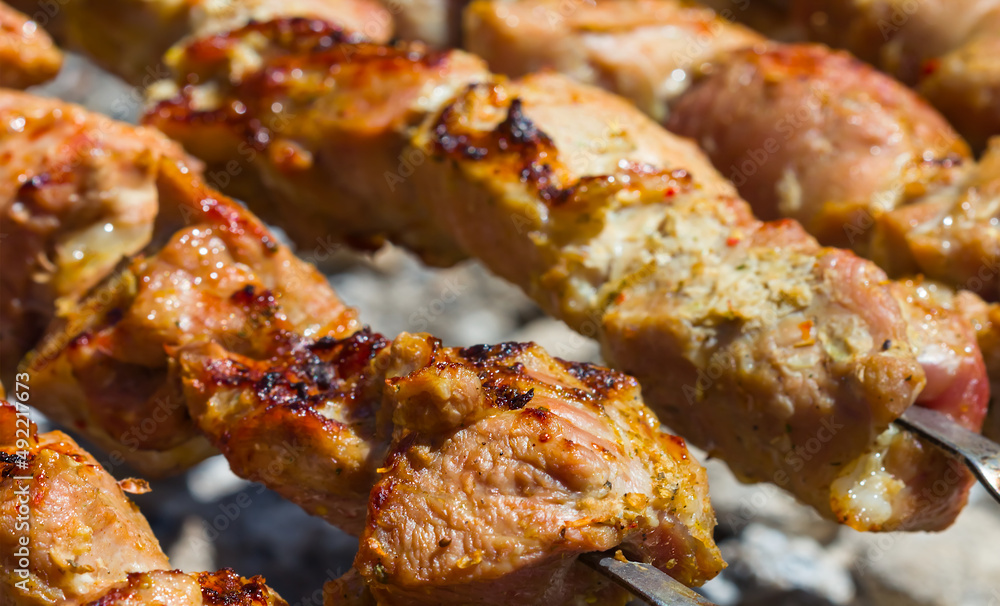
[{"left": 31, "top": 54, "right": 1000, "bottom": 606}]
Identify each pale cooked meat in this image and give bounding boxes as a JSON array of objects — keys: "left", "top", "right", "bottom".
[
  {"left": 667, "top": 44, "right": 1000, "bottom": 300},
  {"left": 0, "top": 400, "right": 288, "bottom": 606},
  {"left": 0, "top": 401, "right": 169, "bottom": 605},
  {"left": 0, "top": 90, "right": 195, "bottom": 383},
  {"left": 5, "top": 0, "right": 392, "bottom": 83},
  {"left": 0, "top": 2, "right": 61, "bottom": 88},
  {"left": 792, "top": 0, "right": 1000, "bottom": 151},
  {"left": 143, "top": 25, "right": 987, "bottom": 530},
  {"left": 668, "top": 44, "right": 970, "bottom": 245},
  {"left": 464, "top": 0, "right": 764, "bottom": 122},
  {"left": 179, "top": 331, "right": 724, "bottom": 600}
]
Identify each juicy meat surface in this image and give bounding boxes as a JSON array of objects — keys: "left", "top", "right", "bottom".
[
  {"left": 464, "top": 0, "right": 764, "bottom": 122},
  {"left": 0, "top": 2, "right": 61, "bottom": 88},
  {"left": 0, "top": 90, "right": 192, "bottom": 382},
  {"left": 792, "top": 0, "right": 1000, "bottom": 151},
  {"left": 143, "top": 20, "right": 986, "bottom": 530},
  {"left": 667, "top": 44, "right": 1000, "bottom": 300},
  {"left": 21, "top": 161, "right": 359, "bottom": 475},
  {"left": 0, "top": 401, "right": 169, "bottom": 605},
  {"left": 180, "top": 330, "right": 724, "bottom": 601},
  {"left": 4, "top": 92, "right": 358, "bottom": 475}
]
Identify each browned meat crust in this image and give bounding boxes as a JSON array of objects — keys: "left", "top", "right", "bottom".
[
  {"left": 5, "top": 0, "right": 391, "bottom": 84},
  {"left": 0, "top": 2, "right": 61, "bottom": 89},
  {"left": 180, "top": 330, "right": 724, "bottom": 601}
]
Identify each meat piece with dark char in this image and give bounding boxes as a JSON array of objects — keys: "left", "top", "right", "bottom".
[
  {"left": 5, "top": 91, "right": 359, "bottom": 476},
  {"left": 5, "top": 0, "right": 392, "bottom": 84},
  {"left": 178, "top": 330, "right": 724, "bottom": 604}
]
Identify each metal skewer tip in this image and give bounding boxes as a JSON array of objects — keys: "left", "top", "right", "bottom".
[
  {"left": 895, "top": 406, "right": 1000, "bottom": 506},
  {"left": 579, "top": 550, "right": 717, "bottom": 606}
]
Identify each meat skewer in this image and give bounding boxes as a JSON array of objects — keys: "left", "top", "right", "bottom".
[
  {"left": 130, "top": 17, "right": 988, "bottom": 531},
  {"left": 0, "top": 90, "right": 725, "bottom": 604},
  {"left": 0, "top": 396, "right": 289, "bottom": 606},
  {"left": 460, "top": 0, "right": 1000, "bottom": 433},
  {"left": 464, "top": 0, "right": 1000, "bottom": 305}
]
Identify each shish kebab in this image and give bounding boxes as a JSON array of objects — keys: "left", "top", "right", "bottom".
[
  {"left": 0, "top": 89, "right": 724, "bottom": 604},
  {"left": 462, "top": 0, "right": 1000, "bottom": 305},
  {"left": 5, "top": 1, "right": 992, "bottom": 532},
  {"left": 456, "top": 0, "right": 1000, "bottom": 439}
]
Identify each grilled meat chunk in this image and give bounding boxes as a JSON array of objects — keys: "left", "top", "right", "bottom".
[
  {"left": 0, "top": 91, "right": 194, "bottom": 381},
  {"left": 143, "top": 22, "right": 987, "bottom": 530},
  {"left": 1, "top": 400, "right": 169, "bottom": 605},
  {"left": 792, "top": 0, "right": 1000, "bottom": 151},
  {"left": 180, "top": 330, "right": 724, "bottom": 600},
  {"left": 667, "top": 44, "right": 1000, "bottom": 300},
  {"left": 0, "top": 400, "right": 287, "bottom": 606},
  {"left": 5, "top": 96, "right": 358, "bottom": 474},
  {"left": 3, "top": 90, "right": 724, "bottom": 594},
  {"left": 467, "top": 2, "right": 1000, "bottom": 303},
  {"left": 0, "top": 2, "right": 61, "bottom": 88}
]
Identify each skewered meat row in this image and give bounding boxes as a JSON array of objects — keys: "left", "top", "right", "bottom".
[
  {"left": 792, "top": 0, "right": 1000, "bottom": 152},
  {"left": 0, "top": 397, "right": 289, "bottom": 606},
  {"left": 0, "top": 2, "right": 61, "bottom": 88},
  {"left": 465, "top": 0, "right": 1000, "bottom": 305},
  {"left": 460, "top": 0, "right": 1000, "bottom": 440},
  {"left": 1, "top": 90, "right": 725, "bottom": 600},
  {"left": 47, "top": 7, "right": 979, "bottom": 530}
]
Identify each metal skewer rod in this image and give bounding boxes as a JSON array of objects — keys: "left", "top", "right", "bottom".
[
  {"left": 895, "top": 406, "right": 1000, "bottom": 506},
  {"left": 579, "top": 550, "right": 717, "bottom": 606}
]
